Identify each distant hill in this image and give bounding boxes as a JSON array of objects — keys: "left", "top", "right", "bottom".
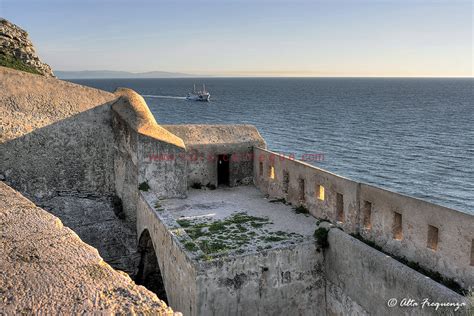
[{"left": 55, "top": 70, "right": 199, "bottom": 79}]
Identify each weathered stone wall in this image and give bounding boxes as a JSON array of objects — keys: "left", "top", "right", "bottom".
[
  {"left": 139, "top": 132, "right": 187, "bottom": 199},
  {"left": 359, "top": 184, "right": 474, "bottom": 289},
  {"left": 112, "top": 89, "right": 187, "bottom": 222},
  {"left": 196, "top": 243, "right": 326, "bottom": 316},
  {"left": 177, "top": 143, "right": 256, "bottom": 187},
  {"left": 38, "top": 193, "right": 139, "bottom": 276},
  {"left": 163, "top": 125, "right": 266, "bottom": 188},
  {"left": 137, "top": 192, "right": 198, "bottom": 315},
  {"left": 254, "top": 147, "right": 360, "bottom": 233},
  {"left": 0, "top": 68, "right": 141, "bottom": 278},
  {"left": 254, "top": 147, "right": 474, "bottom": 290},
  {"left": 0, "top": 181, "right": 175, "bottom": 315},
  {"left": 112, "top": 110, "right": 140, "bottom": 222},
  {"left": 0, "top": 66, "right": 117, "bottom": 199},
  {"left": 325, "top": 227, "right": 470, "bottom": 315},
  {"left": 137, "top": 191, "right": 325, "bottom": 316},
  {"left": 137, "top": 179, "right": 472, "bottom": 316}
]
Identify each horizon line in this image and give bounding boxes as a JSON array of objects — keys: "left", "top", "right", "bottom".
[
  {"left": 54, "top": 70, "right": 473, "bottom": 79},
  {"left": 60, "top": 75, "right": 474, "bottom": 79}
]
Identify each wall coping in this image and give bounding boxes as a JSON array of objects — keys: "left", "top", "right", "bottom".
[
  {"left": 112, "top": 88, "right": 185, "bottom": 149},
  {"left": 163, "top": 124, "right": 267, "bottom": 147},
  {"left": 256, "top": 146, "right": 472, "bottom": 218},
  {"left": 255, "top": 146, "right": 355, "bottom": 182}
]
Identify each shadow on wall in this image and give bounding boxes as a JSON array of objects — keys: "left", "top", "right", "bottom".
[
  {"left": 0, "top": 102, "right": 115, "bottom": 200},
  {"left": 135, "top": 229, "right": 168, "bottom": 303},
  {"left": 0, "top": 100, "right": 142, "bottom": 276}
]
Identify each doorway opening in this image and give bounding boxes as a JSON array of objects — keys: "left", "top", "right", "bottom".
[{"left": 217, "top": 154, "right": 230, "bottom": 186}]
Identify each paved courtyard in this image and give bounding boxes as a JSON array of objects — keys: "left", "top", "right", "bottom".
[{"left": 160, "top": 185, "right": 317, "bottom": 258}]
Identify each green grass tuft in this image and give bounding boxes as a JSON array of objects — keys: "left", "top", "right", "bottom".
[
  {"left": 0, "top": 53, "right": 42, "bottom": 75},
  {"left": 138, "top": 182, "right": 150, "bottom": 191},
  {"left": 176, "top": 219, "right": 192, "bottom": 227},
  {"left": 184, "top": 241, "right": 199, "bottom": 252}
]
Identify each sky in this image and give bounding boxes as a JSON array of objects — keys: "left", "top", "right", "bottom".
[{"left": 1, "top": 0, "right": 472, "bottom": 77}]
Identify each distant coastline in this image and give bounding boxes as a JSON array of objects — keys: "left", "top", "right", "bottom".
[
  {"left": 55, "top": 70, "right": 202, "bottom": 79},
  {"left": 58, "top": 71, "right": 474, "bottom": 80}
]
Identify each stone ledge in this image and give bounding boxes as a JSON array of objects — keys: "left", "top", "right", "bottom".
[
  {"left": 0, "top": 181, "right": 177, "bottom": 315},
  {"left": 112, "top": 88, "right": 185, "bottom": 149}
]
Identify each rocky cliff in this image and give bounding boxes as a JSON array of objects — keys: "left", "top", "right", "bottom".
[{"left": 0, "top": 18, "right": 54, "bottom": 76}]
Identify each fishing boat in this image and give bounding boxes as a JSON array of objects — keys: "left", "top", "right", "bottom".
[{"left": 186, "top": 84, "right": 210, "bottom": 102}]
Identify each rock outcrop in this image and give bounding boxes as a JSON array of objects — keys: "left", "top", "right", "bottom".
[{"left": 0, "top": 18, "right": 54, "bottom": 77}]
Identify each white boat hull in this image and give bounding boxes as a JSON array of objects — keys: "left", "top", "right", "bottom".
[{"left": 186, "top": 93, "right": 210, "bottom": 102}]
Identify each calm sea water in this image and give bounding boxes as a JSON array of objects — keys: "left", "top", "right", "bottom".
[{"left": 69, "top": 78, "right": 474, "bottom": 214}]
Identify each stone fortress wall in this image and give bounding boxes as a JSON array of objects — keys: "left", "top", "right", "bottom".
[
  {"left": 0, "top": 66, "right": 142, "bottom": 275},
  {"left": 163, "top": 124, "right": 266, "bottom": 188},
  {"left": 254, "top": 147, "right": 474, "bottom": 289},
  {"left": 1, "top": 66, "right": 472, "bottom": 314}
]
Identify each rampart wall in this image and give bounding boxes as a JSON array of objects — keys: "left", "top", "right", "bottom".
[{"left": 254, "top": 147, "right": 474, "bottom": 289}]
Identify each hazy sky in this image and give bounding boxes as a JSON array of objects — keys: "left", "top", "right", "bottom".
[{"left": 1, "top": 0, "right": 472, "bottom": 77}]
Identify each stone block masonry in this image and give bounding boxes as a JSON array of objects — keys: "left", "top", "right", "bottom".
[
  {"left": 254, "top": 147, "right": 474, "bottom": 290},
  {"left": 1, "top": 65, "right": 472, "bottom": 315},
  {"left": 136, "top": 187, "right": 325, "bottom": 316}
]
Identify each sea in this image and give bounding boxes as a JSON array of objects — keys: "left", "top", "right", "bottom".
[{"left": 68, "top": 78, "right": 474, "bottom": 215}]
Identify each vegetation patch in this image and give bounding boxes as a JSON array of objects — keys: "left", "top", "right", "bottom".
[
  {"left": 176, "top": 219, "right": 192, "bottom": 228},
  {"left": 198, "top": 240, "right": 228, "bottom": 254},
  {"left": 138, "top": 181, "right": 150, "bottom": 191},
  {"left": 184, "top": 242, "right": 199, "bottom": 252},
  {"left": 314, "top": 227, "right": 329, "bottom": 249},
  {"left": 209, "top": 221, "right": 227, "bottom": 233},
  {"left": 175, "top": 212, "right": 303, "bottom": 257},
  {"left": 0, "top": 53, "right": 42, "bottom": 75},
  {"left": 293, "top": 205, "right": 309, "bottom": 215},
  {"left": 351, "top": 233, "right": 467, "bottom": 295},
  {"left": 206, "top": 183, "right": 217, "bottom": 190},
  {"left": 191, "top": 182, "right": 202, "bottom": 189}
]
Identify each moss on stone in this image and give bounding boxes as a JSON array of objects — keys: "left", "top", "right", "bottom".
[
  {"left": 177, "top": 212, "right": 303, "bottom": 257},
  {"left": 138, "top": 182, "right": 150, "bottom": 191},
  {"left": 176, "top": 219, "right": 192, "bottom": 228},
  {"left": 198, "top": 240, "right": 228, "bottom": 254},
  {"left": 184, "top": 242, "right": 199, "bottom": 252}
]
